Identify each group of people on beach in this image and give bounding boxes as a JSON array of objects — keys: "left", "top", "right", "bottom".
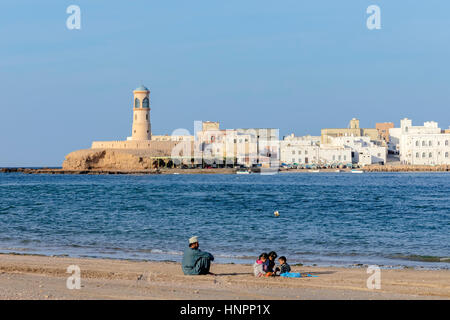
[
  {"left": 253, "top": 251, "right": 291, "bottom": 277},
  {"left": 181, "top": 236, "right": 291, "bottom": 277}
]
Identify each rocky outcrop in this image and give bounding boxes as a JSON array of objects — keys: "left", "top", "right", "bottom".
[
  {"left": 62, "top": 149, "right": 157, "bottom": 171},
  {"left": 364, "top": 164, "right": 450, "bottom": 172}
]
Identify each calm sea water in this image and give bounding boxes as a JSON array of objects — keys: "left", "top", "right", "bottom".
[{"left": 0, "top": 172, "right": 449, "bottom": 269}]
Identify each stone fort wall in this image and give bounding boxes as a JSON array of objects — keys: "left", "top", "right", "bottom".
[{"left": 91, "top": 140, "right": 194, "bottom": 157}]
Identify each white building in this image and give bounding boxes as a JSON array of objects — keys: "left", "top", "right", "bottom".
[
  {"left": 283, "top": 134, "right": 321, "bottom": 145},
  {"left": 328, "top": 136, "right": 387, "bottom": 166},
  {"left": 280, "top": 135, "right": 351, "bottom": 166},
  {"left": 405, "top": 135, "right": 450, "bottom": 165},
  {"left": 318, "top": 145, "right": 352, "bottom": 165},
  {"left": 389, "top": 118, "right": 441, "bottom": 157},
  {"left": 391, "top": 118, "right": 450, "bottom": 165},
  {"left": 196, "top": 122, "right": 279, "bottom": 168},
  {"left": 388, "top": 127, "right": 401, "bottom": 153}
]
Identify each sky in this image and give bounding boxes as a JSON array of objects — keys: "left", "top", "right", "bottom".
[{"left": 0, "top": 0, "right": 449, "bottom": 166}]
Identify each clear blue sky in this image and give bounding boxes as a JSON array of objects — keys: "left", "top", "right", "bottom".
[{"left": 1, "top": 1, "right": 449, "bottom": 166}]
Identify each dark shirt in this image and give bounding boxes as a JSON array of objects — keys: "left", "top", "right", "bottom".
[
  {"left": 280, "top": 263, "right": 291, "bottom": 274},
  {"left": 264, "top": 259, "right": 276, "bottom": 273}
]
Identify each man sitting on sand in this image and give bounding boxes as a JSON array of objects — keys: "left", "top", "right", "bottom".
[{"left": 181, "top": 236, "right": 215, "bottom": 275}]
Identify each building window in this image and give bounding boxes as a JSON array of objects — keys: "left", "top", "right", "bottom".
[
  {"left": 422, "top": 141, "right": 425, "bottom": 146},
  {"left": 344, "top": 156, "right": 346, "bottom": 160},
  {"left": 142, "top": 97, "right": 149, "bottom": 108},
  {"left": 429, "top": 152, "right": 433, "bottom": 158},
  {"left": 429, "top": 141, "right": 432, "bottom": 146},
  {"left": 135, "top": 98, "right": 140, "bottom": 108},
  {"left": 446, "top": 152, "right": 449, "bottom": 158},
  {"left": 446, "top": 140, "right": 449, "bottom": 146},
  {"left": 422, "top": 152, "right": 426, "bottom": 158},
  {"left": 305, "top": 151, "right": 308, "bottom": 155},
  {"left": 416, "top": 153, "right": 419, "bottom": 158},
  {"left": 146, "top": 114, "right": 148, "bottom": 120},
  {"left": 292, "top": 151, "right": 295, "bottom": 155},
  {"left": 415, "top": 141, "right": 419, "bottom": 147}
]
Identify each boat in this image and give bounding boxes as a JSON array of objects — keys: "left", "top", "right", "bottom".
[
  {"left": 351, "top": 169, "right": 364, "bottom": 173},
  {"left": 236, "top": 169, "right": 251, "bottom": 174},
  {"left": 309, "top": 169, "right": 320, "bottom": 173}
]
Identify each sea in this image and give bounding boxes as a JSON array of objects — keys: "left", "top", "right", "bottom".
[{"left": 0, "top": 172, "right": 449, "bottom": 269}]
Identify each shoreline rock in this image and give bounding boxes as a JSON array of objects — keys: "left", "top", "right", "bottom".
[{"left": 363, "top": 164, "right": 450, "bottom": 172}]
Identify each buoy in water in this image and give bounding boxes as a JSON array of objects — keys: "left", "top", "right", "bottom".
[{"left": 274, "top": 210, "right": 280, "bottom": 217}]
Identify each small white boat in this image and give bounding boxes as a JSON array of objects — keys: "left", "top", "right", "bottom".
[
  {"left": 309, "top": 169, "right": 320, "bottom": 173},
  {"left": 236, "top": 170, "right": 250, "bottom": 174},
  {"left": 351, "top": 169, "right": 364, "bottom": 173}
]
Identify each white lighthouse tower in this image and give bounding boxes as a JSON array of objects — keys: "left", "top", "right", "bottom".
[{"left": 131, "top": 85, "right": 151, "bottom": 141}]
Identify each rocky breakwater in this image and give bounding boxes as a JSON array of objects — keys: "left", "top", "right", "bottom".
[{"left": 364, "top": 164, "right": 450, "bottom": 172}]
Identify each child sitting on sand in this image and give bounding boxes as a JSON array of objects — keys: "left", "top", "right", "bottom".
[
  {"left": 264, "top": 251, "right": 278, "bottom": 274},
  {"left": 253, "top": 253, "right": 271, "bottom": 277},
  {"left": 278, "top": 256, "right": 291, "bottom": 275}
]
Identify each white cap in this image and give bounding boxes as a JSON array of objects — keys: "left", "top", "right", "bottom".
[{"left": 189, "top": 236, "right": 198, "bottom": 244}]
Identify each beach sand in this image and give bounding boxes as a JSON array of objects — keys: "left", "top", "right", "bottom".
[{"left": 0, "top": 254, "right": 448, "bottom": 300}]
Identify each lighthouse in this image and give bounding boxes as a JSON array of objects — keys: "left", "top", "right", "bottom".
[{"left": 131, "top": 85, "right": 151, "bottom": 141}]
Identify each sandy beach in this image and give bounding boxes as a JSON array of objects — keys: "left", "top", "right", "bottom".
[{"left": 0, "top": 254, "right": 448, "bottom": 300}]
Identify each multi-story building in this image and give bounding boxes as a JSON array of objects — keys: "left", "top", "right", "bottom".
[
  {"left": 195, "top": 122, "right": 279, "bottom": 168},
  {"left": 280, "top": 135, "right": 351, "bottom": 166},
  {"left": 404, "top": 135, "right": 450, "bottom": 165},
  {"left": 376, "top": 122, "right": 394, "bottom": 143},
  {"left": 321, "top": 118, "right": 380, "bottom": 144},
  {"left": 234, "top": 128, "right": 279, "bottom": 167},
  {"left": 391, "top": 118, "right": 450, "bottom": 165},
  {"left": 329, "top": 136, "right": 387, "bottom": 166}
]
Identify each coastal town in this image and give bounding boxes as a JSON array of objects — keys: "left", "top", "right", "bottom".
[
  {"left": 62, "top": 85, "right": 450, "bottom": 172},
  {"left": 4, "top": 85, "right": 450, "bottom": 174}
]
